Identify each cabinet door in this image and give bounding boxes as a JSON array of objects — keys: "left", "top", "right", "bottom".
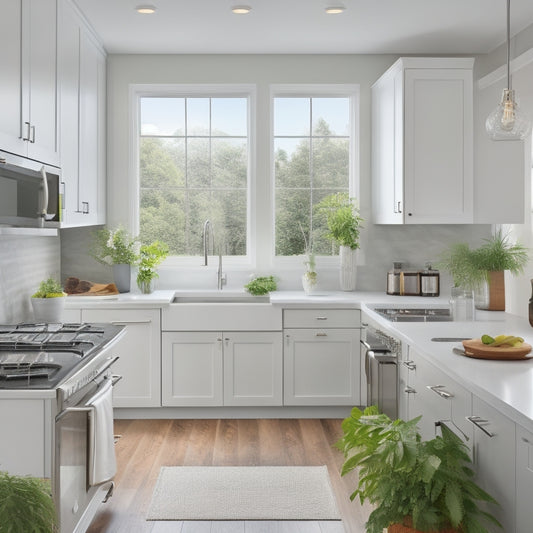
[
  {"left": 26, "top": 0, "right": 59, "bottom": 165},
  {"left": 223, "top": 332, "right": 282, "bottom": 406},
  {"left": 82, "top": 308, "right": 161, "bottom": 407},
  {"left": 403, "top": 68, "right": 473, "bottom": 224},
  {"left": 162, "top": 332, "right": 223, "bottom": 406},
  {"left": 0, "top": 0, "right": 26, "bottom": 156},
  {"left": 284, "top": 328, "right": 361, "bottom": 406},
  {"left": 469, "top": 396, "right": 516, "bottom": 533},
  {"left": 516, "top": 425, "right": 533, "bottom": 533}
]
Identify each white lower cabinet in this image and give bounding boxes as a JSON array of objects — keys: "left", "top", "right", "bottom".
[
  {"left": 516, "top": 425, "right": 533, "bottom": 533},
  {"left": 283, "top": 328, "right": 361, "bottom": 406},
  {"left": 468, "top": 396, "right": 516, "bottom": 533},
  {"left": 409, "top": 349, "right": 472, "bottom": 446},
  {"left": 81, "top": 308, "right": 161, "bottom": 407},
  {"left": 161, "top": 331, "right": 282, "bottom": 407}
]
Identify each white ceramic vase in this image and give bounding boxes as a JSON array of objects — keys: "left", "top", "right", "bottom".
[
  {"left": 339, "top": 245, "right": 357, "bottom": 291},
  {"left": 302, "top": 272, "right": 317, "bottom": 295},
  {"left": 31, "top": 297, "right": 65, "bottom": 323}
]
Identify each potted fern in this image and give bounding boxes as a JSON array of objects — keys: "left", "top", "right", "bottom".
[
  {"left": 0, "top": 471, "right": 58, "bottom": 532},
  {"left": 316, "top": 192, "right": 363, "bottom": 291},
  {"left": 136, "top": 240, "right": 169, "bottom": 294},
  {"left": 336, "top": 406, "right": 501, "bottom": 533},
  {"left": 438, "top": 230, "right": 528, "bottom": 310},
  {"left": 31, "top": 277, "right": 66, "bottom": 323}
]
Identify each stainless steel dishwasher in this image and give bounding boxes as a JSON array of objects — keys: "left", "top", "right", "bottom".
[{"left": 361, "top": 328, "right": 400, "bottom": 419}]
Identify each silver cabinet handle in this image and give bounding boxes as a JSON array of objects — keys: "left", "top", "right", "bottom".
[
  {"left": 522, "top": 437, "right": 533, "bottom": 445},
  {"left": 404, "top": 386, "right": 416, "bottom": 394},
  {"left": 427, "top": 385, "right": 454, "bottom": 399},
  {"left": 82, "top": 201, "right": 89, "bottom": 214},
  {"left": 22, "top": 121, "right": 31, "bottom": 141},
  {"left": 315, "top": 316, "right": 328, "bottom": 320},
  {"left": 217, "top": 337, "right": 223, "bottom": 342},
  {"left": 30, "top": 125, "right": 35, "bottom": 143},
  {"left": 403, "top": 360, "right": 416, "bottom": 370},
  {"left": 111, "top": 321, "right": 151, "bottom": 325},
  {"left": 315, "top": 332, "right": 328, "bottom": 337},
  {"left": 466, "top": 416, "right": 495, "bottom": 438}
]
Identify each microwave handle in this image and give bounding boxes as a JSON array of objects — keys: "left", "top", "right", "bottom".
[{"left": 39, "top": 166, "right": 49, "bottom": 222}]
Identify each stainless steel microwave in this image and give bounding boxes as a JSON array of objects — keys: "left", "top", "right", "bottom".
[{"left": 0, "top": 151, "right": 63, "bottom": 228}]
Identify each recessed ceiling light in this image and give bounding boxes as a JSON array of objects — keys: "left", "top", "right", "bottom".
[
  {"left": 325, "top": 6, "right": 346, "bottom": 14},
  {"left": 136, "top": 5, "right": 156, "bottom": 14},
  {"left": 232, "top": 5, "right": 252, "bottom": 14}
]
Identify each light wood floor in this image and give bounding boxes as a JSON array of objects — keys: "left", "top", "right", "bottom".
[{"left": 86, "top": 419, "right": 370, "bottom": 533}]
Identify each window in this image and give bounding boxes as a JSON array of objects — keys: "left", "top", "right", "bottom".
[
  {"left": 136, "top": 86, "right": 253, "bottom": 260},
  {"left": 272, "top": 86, "right": 358, "bottom": 257}
]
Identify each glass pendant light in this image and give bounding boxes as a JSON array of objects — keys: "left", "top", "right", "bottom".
[{"left": 485, "top": 0, "right": 532, "bottom": 141}]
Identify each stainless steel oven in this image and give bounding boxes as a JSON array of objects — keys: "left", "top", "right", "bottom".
[{"left": 0, "top": 323, "right": 125, "bottom": 533}]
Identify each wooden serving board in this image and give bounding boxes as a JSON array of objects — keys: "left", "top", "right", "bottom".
[{"left": 462, "top": 339, "right": 532, "bottom": 360}]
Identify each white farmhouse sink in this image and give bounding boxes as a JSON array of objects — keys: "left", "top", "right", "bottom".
[
  {"left": 172, "top": 294, "right": 269, "bottom": 304},
  {"left": 163, "top": 292, "right": 280, "bottom": 331}
]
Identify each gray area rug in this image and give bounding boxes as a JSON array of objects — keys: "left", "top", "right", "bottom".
[{"left": 146, "top": 465, "right": 341, "bottom": 521}]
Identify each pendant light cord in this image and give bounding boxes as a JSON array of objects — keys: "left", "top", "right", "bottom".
[{"left": 507, "top": 0, "right": 511, "bottom": 90}]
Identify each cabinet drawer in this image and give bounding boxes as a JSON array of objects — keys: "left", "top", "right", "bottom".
[{"left": 283, "top": 309, "right": 360, "bottom": 328}]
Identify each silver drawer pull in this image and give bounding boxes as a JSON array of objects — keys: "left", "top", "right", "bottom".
[
  {"left": 315, "top": 316, "right": 328, "bottom": 320},
  {"left": 427, "top": 385, "right": 454, "bottom": 399},
  {"left": 403, "top": 360, "right": 416, "bottom": 370},
  {"left": 315, "top": 332, "right": 328, "bottom": 337},
  {"left": 521, "top": 437, "right": 533, "bottom": 445},
  {"left": 466, "top": 416, "right": 495, "bottom": 438},
  {"left": 111, "top": 320, "right": 151, "bottom": 325},
  {"left": 404, "top": 386, "right": 416, "bottom": 394}
]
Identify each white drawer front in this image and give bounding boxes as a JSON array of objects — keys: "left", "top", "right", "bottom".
[{"left": 283, "top": 309, "right": 360, "bottom": 328}]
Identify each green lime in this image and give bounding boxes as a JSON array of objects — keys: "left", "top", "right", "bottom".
[{"left": 481, "top": 334, "right": 495, "bottom": 345}]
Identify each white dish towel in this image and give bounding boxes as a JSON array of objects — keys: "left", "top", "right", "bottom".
[{"left": 88, "top": 378, "right": 117, "bottom": 486}]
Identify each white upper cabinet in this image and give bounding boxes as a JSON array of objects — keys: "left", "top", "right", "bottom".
[
  {"left": 58, "top": 0, "right": 106, "bottom": 226},
  {"left": 0, "top": 0, "right": 60, "bottom": 166},
  {"left": 372, "top": 57, "right": 474, "bottom": 224}
]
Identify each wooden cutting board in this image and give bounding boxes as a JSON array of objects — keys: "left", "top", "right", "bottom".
[{"left": 462, "top": 339, "right": 532, "bottom": 360}]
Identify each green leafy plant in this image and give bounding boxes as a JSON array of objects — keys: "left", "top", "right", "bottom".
[
  {"left": 32, "top": 277, "right": 65, "bottom": 298},
  {"left": 438, "top": 230, "right": 529, "bottom": 290},
  {"left": 336, "top": 406, "right": 501, "bottom": 533},
  {"left": 244, "top": 276, "right": 277, "bottom": 295},
  {"left": 136, "top": 241, "right": 169, "bottom": 285},
  {"left": 0, "top": 471, "right": 58, "bottom": 533},
  {"left": 316, "top": 192, "right": 364, "bottom": 250},
  {"left": 91, "top": 226, "right": 138, "bottom": 266}
]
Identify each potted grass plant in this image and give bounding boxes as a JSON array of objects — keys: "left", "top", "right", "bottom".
[
  {"left": 136, "top": 240, "right": 169, "bottom": 294},
  {"left": 31, "top": 277, "right": 66, "bottom": 323},
  {"left": 336, "top": 406, "right": 501, "bottom": 533},
  {"left": 438, "top": 230, "right": 528, "bottom": 310},
  {"left": 0, "top": 471, "right": 58, "bottom": 532},
  {"left": 316, "top": 192, "right": 363, "bottom": 291}
]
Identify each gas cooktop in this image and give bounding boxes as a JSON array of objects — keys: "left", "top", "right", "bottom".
[{"left": 0, "top": 323, "right": 122, "bottom": 389}]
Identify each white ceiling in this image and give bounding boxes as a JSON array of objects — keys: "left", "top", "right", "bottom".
[{"left": 73, "top": 0, "right": 533, "bottom": 55}]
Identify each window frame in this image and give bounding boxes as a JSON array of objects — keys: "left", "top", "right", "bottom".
[
  {"left": 129, "top": 83, "right": 257, "bottom": 268},
  {"left": 269, "top": 84, "right": 360, "bottom": 268}
]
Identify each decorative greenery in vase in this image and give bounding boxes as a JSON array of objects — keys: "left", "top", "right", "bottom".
[
  {"left": 299, "top": 223, "right": 317, "bottom": 293},
  {"left": 316, "top": 192, "right": 364, "bottom": 250},
  {"left": 437, "top": 230, "right": 528, "bottom": 291},
  {"left": 336, "top": 406, "right": 500, "bottom": 533},
  {"left": 91, "top": 226, "right": 138, "bottom": 266},
  {"left": 0, "top": 471, "right": 58, "bottom": 532},
  {"left": 31, "top": 277, "right": 66, "bottom": 322},
  {"left": 136, "top": 241, "right": 169, "bottom": 293}
]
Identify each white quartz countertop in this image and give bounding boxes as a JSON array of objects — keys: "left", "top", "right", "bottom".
[{"left": 360, "top": 303, "right": 533, "bottom": 431}]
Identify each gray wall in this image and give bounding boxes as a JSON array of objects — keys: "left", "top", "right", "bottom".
[{"left": 61, "top": 53, "right": 493, "bottom": 294}]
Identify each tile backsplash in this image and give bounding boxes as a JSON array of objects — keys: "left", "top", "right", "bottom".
[{"left": 0, "top": 235, "right": 61, "bottom": 324}]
